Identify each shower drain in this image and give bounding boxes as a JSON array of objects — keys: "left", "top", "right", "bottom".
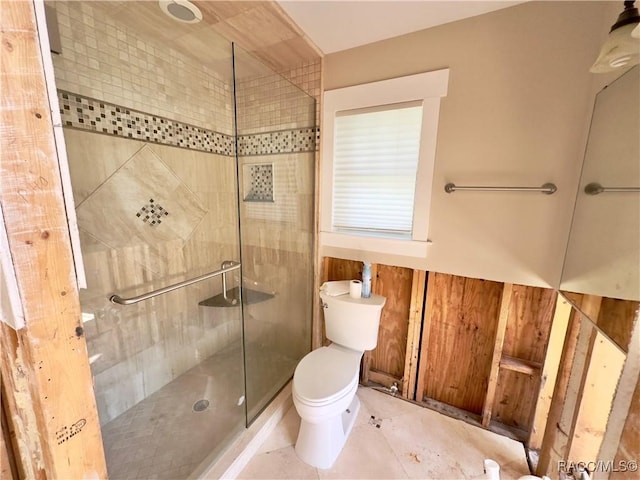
[{"left": 192, "top": 399, "right": 210, "bottom": 412}]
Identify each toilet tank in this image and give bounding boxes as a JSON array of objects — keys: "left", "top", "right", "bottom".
[{"left": 320, "top": 292, "right": 386, "bottom": 351}]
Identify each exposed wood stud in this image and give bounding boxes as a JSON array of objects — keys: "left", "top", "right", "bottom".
[
  {"left": 611, "top": 377, "right": 640, "bottom": 479},
  {"left": 403, "top": 270, "right": 426, "bottom": 400},
  {"left": 0, "top": 1, "right": 107, "bottom": 476},
  {"left": 537, "top": 306, "right": 586, "bottom": 475},
  {"left": 361, "top": 263, "right": 379, "bottom": 384},
  {"left": 415, "top": 271, "right": 436, "bottom": 403},
  {"left": 315, "top": 257, "right": 331, "bottom": 348},
  {"left": 529, "top": 295, "right": 572, "bottom": 449},
  {"left": 566, "top": 329, "right": 626, "bottom": 464},
  {"left": 482, "top": 283, "right": 513, "bottom": 427},
  {"left": 600, "top": 310, "right": 640, "bottom": 477},
  {"left": 368, "top": 370, "right": 400, "bottom": 390},
  {"left": 499, "top": 355, "right": 542, "bottom": 375}
]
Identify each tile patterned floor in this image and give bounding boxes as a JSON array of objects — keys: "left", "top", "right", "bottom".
[
  {"left": 100, "top": 341, "right": 298, "bottom": 480},
  {"left": 239, "top": 387, "right": 531, "bottom": 480},
  {"left": 102, "top": 344, "right": 246, "bottom": 480}
]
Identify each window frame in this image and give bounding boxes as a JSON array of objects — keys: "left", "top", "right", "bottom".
[{"left": 320, "top": 69, "right": 450, "bottom": 262}]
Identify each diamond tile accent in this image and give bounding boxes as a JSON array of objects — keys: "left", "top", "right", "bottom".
[
  {"left": 136, "top": 199, "right": 169, "bottom": 226},
  {"left": 76, "top": 145, "right": 207, "bottom": 273}
]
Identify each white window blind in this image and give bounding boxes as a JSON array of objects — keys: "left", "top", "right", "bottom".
[{"left": 332, "top": 102, "right": 423, "bottom": 238}]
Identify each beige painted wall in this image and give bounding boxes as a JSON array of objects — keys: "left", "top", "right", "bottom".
[{"left": 323, "top": 1, "right": 619, "bottom": 288}]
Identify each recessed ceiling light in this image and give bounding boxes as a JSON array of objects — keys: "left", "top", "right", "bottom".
[{"left": 159, "top": 0, "right": 202, "bottom": 24}]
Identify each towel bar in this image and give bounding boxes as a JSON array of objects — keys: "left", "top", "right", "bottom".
[{"left": 444, "top": 182, "right": 557, "bottom": 195}]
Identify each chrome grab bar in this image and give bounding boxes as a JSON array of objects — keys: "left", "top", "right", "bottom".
[
  {"left": 109, "top": 261, "right": 241, "bottom": 305},
  {"left": 584, "top": 182, "right": 640, "bottom": 195},
  {"left": 444, "top": 182, "right": 557, "bottom": 195},
  {"left": 220, "top": 260, "right": 237, "bottom": 301}
]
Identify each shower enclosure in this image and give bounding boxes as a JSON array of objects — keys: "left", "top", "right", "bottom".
[{"left": 45, "top": 2, "right": 315, "bottom": 478}]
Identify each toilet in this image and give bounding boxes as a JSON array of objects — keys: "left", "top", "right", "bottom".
[{"left": 292, "top": 289, "right": 386, "bottom": 469}]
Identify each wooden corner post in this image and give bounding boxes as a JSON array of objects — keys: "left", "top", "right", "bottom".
[{"left": 0, "top": 0, "right": 107, "bottom": 477}]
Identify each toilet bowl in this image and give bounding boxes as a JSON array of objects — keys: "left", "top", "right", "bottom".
[
  {"left": 292, "top": 289, "right": 386, "bottom": 469},
  {"left": 293, "top": 344, "right": 362, "bottom": 468}
]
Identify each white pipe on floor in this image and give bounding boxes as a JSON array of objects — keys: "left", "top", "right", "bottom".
[{"left": 485, "top": 459, "right": 501, "bottom": 480}]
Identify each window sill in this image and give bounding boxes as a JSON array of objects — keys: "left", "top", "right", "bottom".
[{"left": 319, "top": 231, "right": 431, "bottom": 270}]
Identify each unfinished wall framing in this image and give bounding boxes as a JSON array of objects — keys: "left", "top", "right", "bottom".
[
  {"left": 322, "top": 257, "right": 564, "bottom": 444},
  {"left": 0, "top": 0, "right": 107, "bottom": 476},
  {"left": 536, "top": 294, "right": 639, "bottom": 477},
  {"left": 323, "top": 257, "right": 639, "bottom": 466}
]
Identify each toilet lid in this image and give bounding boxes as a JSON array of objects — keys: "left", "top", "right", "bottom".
[{"left": 294, "top": 345, "right": 362, "bottom": 404}]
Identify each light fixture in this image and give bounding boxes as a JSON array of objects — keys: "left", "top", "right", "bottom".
[
  {"left": 591, "top": 1, "right": 640, "bottom": 73},
  {"left": 159, "top": 0, "right": 202, "bottom": 24}
]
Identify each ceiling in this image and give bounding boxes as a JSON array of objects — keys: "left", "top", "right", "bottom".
[{"left": 277, "top": 1, "right": 527, "bottom": 54}]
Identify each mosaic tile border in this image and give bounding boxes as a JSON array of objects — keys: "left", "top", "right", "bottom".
[
  {"left": 58, "top": 90, "right": 234, "bottom": 156},
  {"left": 237, "top": 128, "right": 318, "bottom": 156},
  {"left": 58, "top": 90, "right": 318, "bottom": 156}
]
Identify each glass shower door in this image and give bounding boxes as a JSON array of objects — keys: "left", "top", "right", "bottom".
[
  {"left": 47, "top": 1, "right": 248, "bottom": 477},
  {"left": 233, "top": 45, "right": 316, "bottom": 422}
]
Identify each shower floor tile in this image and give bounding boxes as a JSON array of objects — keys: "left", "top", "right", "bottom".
[
  {"left": 101, "top": 344, "right": 246, "bottom": 480},
  {"left": 238, "top": 387, "right": 531, "bottom": 480}
]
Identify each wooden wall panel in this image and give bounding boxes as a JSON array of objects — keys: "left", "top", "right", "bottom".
[
  {"left": 321, "top": 258, "right": 414, "bottom": 384},
  {"left": 492, "top": 286, "right": 556, "bottom": 431},
  {"left": 420, "top": 274, "right": 503, "bottom": 415},
  {"left": 597, "top": 298, "right": 639, "bottom": 352},
  {"left": 502, "top": 286, "right": 556, "bottom": 362},
  {"left": 560, "top": 292, "right": 636, "bottom": 352},
  {"left": 322, "top": 258, "right": 573, "bottom": 442},
  {"left": 322, "top": 257, "right": 362, "bottom": 283},
  {"left": 492, "top": 369, "right": 538, "bottom": 432},
  {"left": 371, "top": 265, "right": 413, "bottom": 379}
]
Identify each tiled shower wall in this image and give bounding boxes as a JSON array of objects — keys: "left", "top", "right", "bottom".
[
  {"left": 235, "top": 61, "right": 318, "bottom": 367},
  {"left": 48, "top": 1, "right": 321, "bottom": 425},
  {"left": 65, "top": 130, "right": 242, "bottom": 424},
  {"left": 48, "top": 0, "right": 234, "bottom": 134},
  {"left": 235, "top": 61, "right": 320, "bottom": 134}
]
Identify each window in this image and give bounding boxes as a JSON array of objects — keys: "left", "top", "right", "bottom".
[
  {"left": 320, "top": 69, "right": 449, "bottom": 265},
  {"left": 333, "top": 102, "right": 423, "bottom": 239}
]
